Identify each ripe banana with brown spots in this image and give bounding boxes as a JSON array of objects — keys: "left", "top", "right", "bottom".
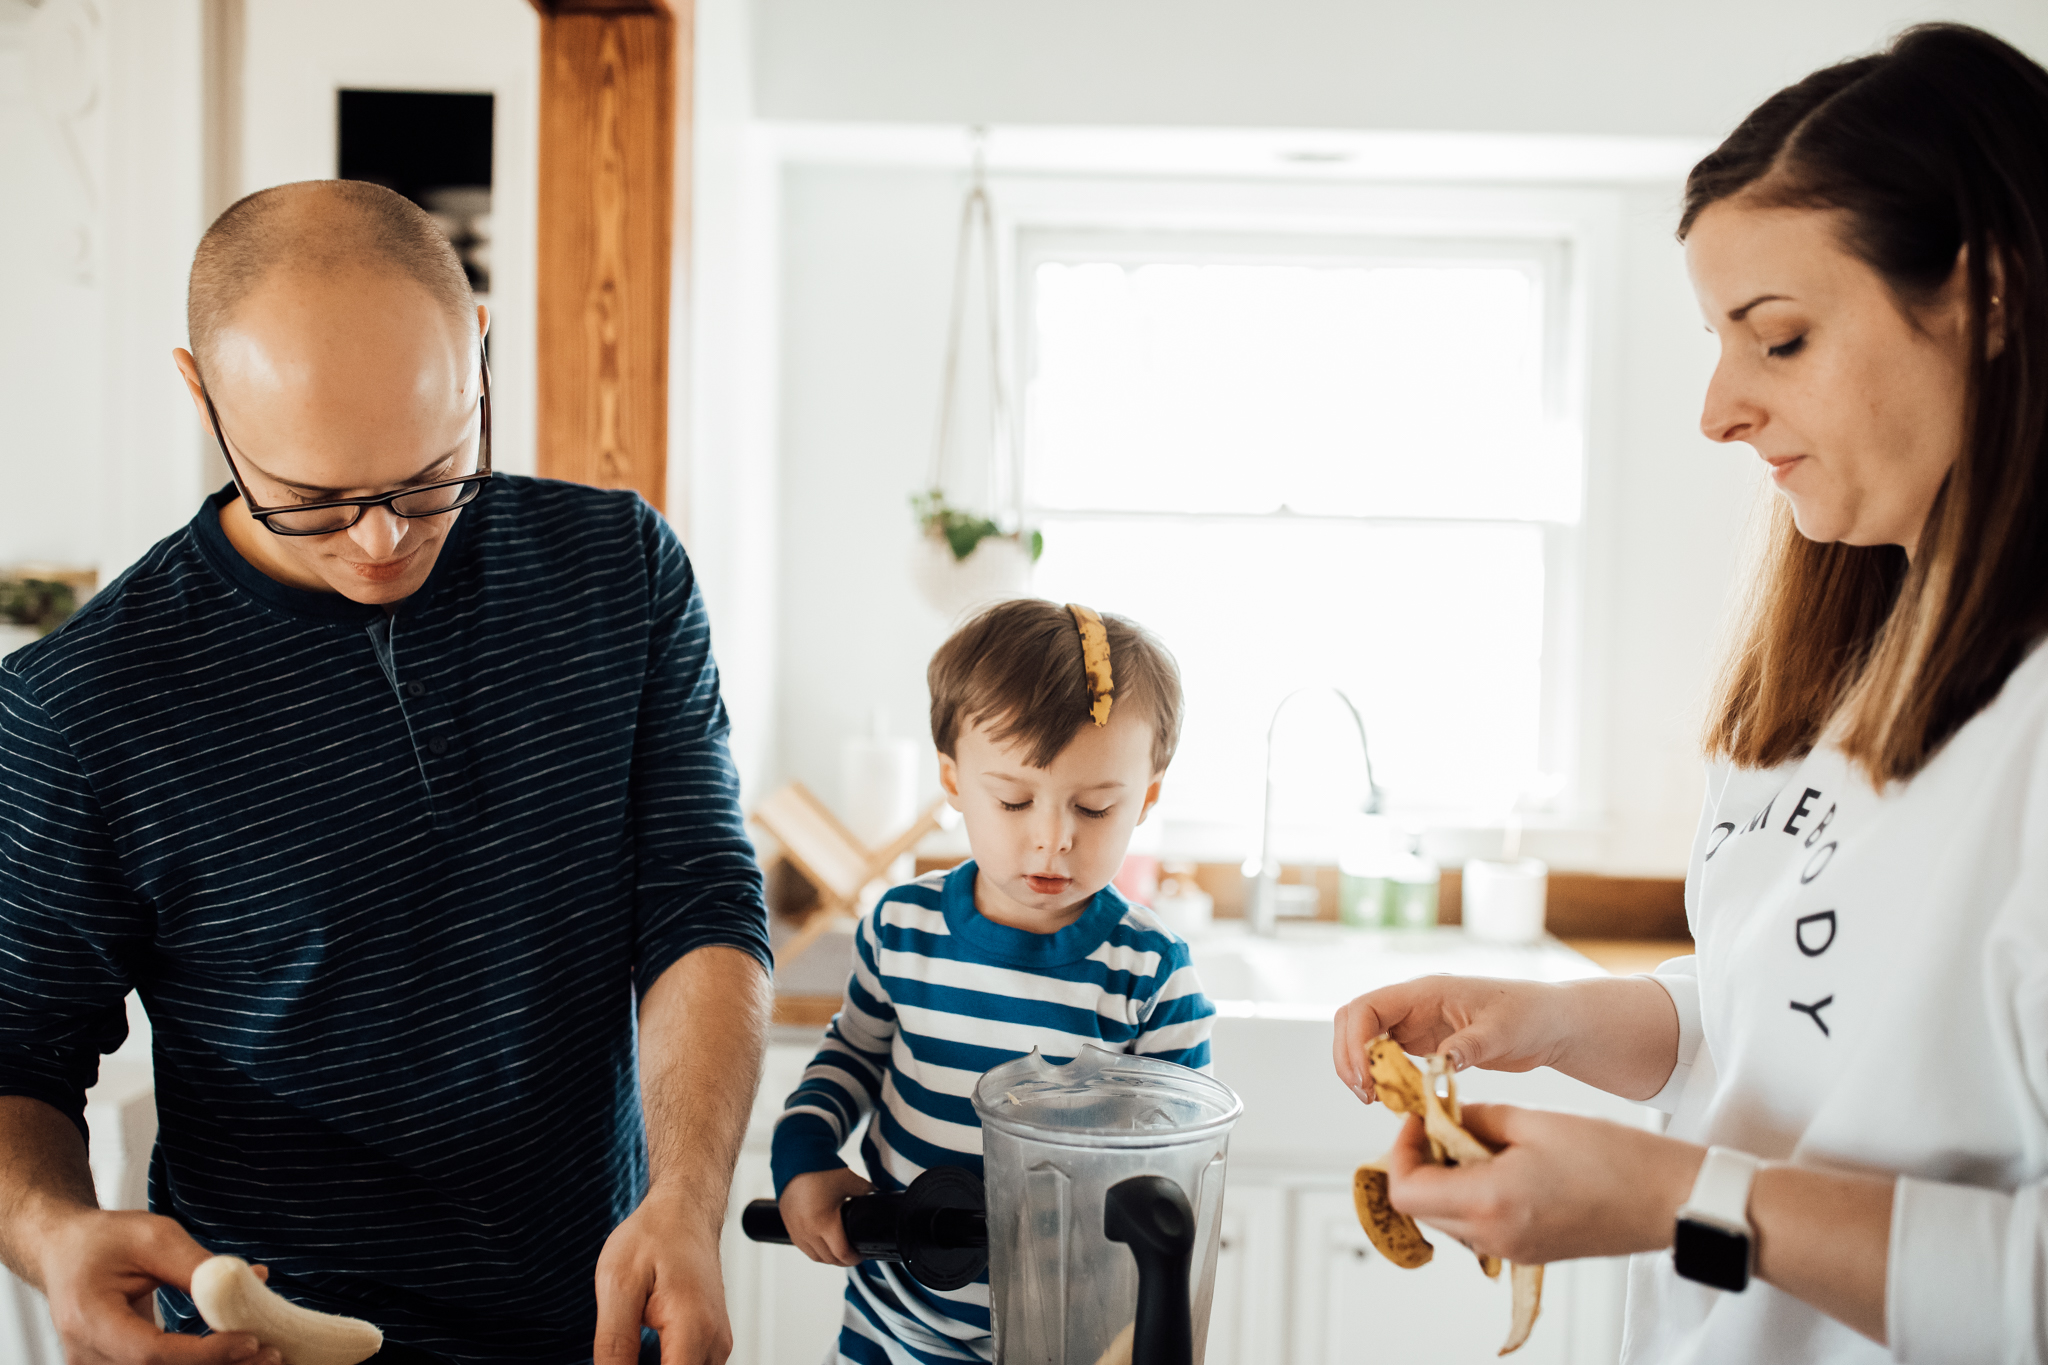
[{"left": 1354, "top": 1038, "right": 1546, "bottom": 1355}]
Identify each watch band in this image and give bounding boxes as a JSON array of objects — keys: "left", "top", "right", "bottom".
[
  {"left": 1679, "top": 1146, "right": 1762, "bottom": 1233},
  {"left": 1673, "top": 1146, "right": 1760, "bottom": 1292}
]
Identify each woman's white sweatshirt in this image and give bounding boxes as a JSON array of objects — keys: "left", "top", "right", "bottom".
[{"left": 1624, "top": 642, "right": 2048, "bottom": 1364}]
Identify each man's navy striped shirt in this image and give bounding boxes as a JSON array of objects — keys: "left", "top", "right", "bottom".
[{"left": 0, "top": 477, "right": 771, "bottom": 1363}]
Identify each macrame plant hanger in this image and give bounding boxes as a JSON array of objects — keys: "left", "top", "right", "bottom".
[
  {"left": 911, "top": 129, "right": 1035, "bottom": 616},
  {"left": 927, "top": 127, "right": 1017, "bottom": 541}
]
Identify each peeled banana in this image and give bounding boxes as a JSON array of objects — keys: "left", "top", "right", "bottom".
[
  {"left": 189, "top": 1256, "right": 382, "bottom": 1365},
  {"left": 1351, "top": 1037, "right": 1546, "bottom": 1356}
]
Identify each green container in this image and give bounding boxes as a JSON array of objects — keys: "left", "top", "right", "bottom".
[
  {"left": 1386, "top": 875, "right": 1439, "bottom": 930},
  {"left": 1339, "top": 872, "right": 1389, "bottom": 928}
]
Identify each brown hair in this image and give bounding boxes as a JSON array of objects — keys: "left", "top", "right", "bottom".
[
  {"left": 928, "top": 599, "right": 1183, "bottom": 773},
  {"left": 1684, "top": 24, "right": 2048, "bottom": 782},
  {"left": 188, "top": 180, "right": 475, "bottom": 382}
]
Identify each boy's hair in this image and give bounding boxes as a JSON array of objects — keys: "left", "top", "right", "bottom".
[{"left": 929, "top": 598, "right": 1183, "bottom": 773}]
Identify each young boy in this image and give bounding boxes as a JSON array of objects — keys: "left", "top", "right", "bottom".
[{"left": 772, "top": 598, "right": 1215, "bottom": 1365}]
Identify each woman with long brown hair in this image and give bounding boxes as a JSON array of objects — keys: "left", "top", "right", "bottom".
[{"left": 1332, "top": 23, "right": 2048, "bottom": 1360}]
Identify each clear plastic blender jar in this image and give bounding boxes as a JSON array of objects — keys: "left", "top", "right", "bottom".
[{"left": 972, "top": 1046, "right": 1243, "bottom": 1365}]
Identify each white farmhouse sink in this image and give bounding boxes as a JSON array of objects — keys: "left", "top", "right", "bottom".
[
  {"left": 1188, "top": 924, "right": 1641, "bottom": 1170},
  {"left": 1186, "top": 921, "right": 1611, "bottom": 1017}
]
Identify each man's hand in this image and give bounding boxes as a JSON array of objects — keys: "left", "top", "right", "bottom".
[
  {"left": 778, "top": 1168, "right": 873, "bottom": 1268},
  {"left": 593, "top": 1190, "right": 731, "bottom": 1365},
  {"left": 600, "top": 946, "right": 771, "bottom": 1365},
  {"left": 40, "top": 1207, "right": 279, "bottom": 1365},
  {"left": 1, "top": 1097, "right": 277, "bottom": 1365}
]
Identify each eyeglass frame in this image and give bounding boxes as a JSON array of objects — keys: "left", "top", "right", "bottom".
[{"left": 200, "top": 356, "right": 493, "bottom": 537}]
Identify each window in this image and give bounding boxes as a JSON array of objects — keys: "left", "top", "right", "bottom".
[{"left": 1020, "top": 232, "right": 1582, "bottom": 837}]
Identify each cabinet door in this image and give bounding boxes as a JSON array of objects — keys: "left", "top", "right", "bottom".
[
  {"left": 724, "top": 1152, "right": 850, "bottom": 1365},
  {"left": 1288, "top": 1190, "right": 1570, "bottom": 1365},
  {"left": 1204, "top": 1183, "right": 1286, "bottom": 1365}
]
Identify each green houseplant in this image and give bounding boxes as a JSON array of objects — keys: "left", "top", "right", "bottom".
[
  {"left": 0, "top": 577, "right": 80, "bottom": 638},
  {"left": 912, "top": 489, "right": 1043, "bottom": 565}
]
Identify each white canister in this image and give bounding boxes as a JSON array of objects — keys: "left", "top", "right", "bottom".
[
  {"left": 1461, "top": 857, "right": 1548, "bottom": 944},
  {"left": 838, "top": 734, "right": 921, "bottom": 849},
  {"left": 839, "top": 733, "right": 923, "bottom": 901}
]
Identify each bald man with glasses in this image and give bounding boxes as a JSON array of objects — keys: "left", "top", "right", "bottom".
[{"left": 0, "top": 181, "right": 773, "bottom": 1365}]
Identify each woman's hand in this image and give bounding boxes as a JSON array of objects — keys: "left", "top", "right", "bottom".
[
  {"left": 778, "top": 1168, "right": 874, "bottom": 1268},
  {"left": 1381, "top": 1104, "right": 1703, "bottom": 1264},
  {"left": 1332, "top": 976, "right": 1571, "bottom": 1102},
  {"left": 1332, "top": 975, "right": 1684, "bottom": 1105}
]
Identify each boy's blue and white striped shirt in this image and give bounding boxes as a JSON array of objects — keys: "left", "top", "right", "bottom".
[{"left": 770, "top": 862, "right": 1214, "bottom": 1344}]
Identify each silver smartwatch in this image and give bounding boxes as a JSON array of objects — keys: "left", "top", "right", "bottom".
[{"left": 1673, "top": 1146, "right": 1761, "bottom": 1292}]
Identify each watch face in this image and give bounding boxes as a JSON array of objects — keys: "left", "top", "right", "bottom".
[{"left": 1674, "top": 1219, "right": 1751, "bottom": 1293}]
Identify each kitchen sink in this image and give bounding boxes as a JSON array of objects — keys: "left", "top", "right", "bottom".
[{"left": 1185, "top": 921, "right": 1610, "bottom": 1016}]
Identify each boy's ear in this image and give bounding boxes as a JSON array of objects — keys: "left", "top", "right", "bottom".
[
  {"left": 1138, "top": 774, "right": 1165, "bottom": 823},
  {"left": 937, "top": 752, "right": 964, "bottom": 810}
]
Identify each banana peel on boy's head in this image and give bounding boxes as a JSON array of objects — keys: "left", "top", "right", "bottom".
[{"left": 1354, "top": 1037, "right": 1546, "bottom": 1356}]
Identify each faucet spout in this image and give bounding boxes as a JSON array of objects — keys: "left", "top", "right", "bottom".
[{"left": 1245, "top": 688, "right": 1384, "bottom": 938}]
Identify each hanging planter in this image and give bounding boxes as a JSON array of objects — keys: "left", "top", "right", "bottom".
[
  {"left": 911, "top": 490, "right": 1042, "bottom": 619},
  {"left": 912, "top": 132, "right": 1042, "bottom": 621}
]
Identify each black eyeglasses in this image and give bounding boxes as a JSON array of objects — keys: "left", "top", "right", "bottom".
[{"left": 201, "top": 360, "right": 493, "bottom": 536}]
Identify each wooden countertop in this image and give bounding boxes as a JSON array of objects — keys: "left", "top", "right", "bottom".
[
  {"left": 1558, "top": 937, "right": 1694, "bottom": 976},
  {"left": 772, "top": 935, "right": 1696, "bottom": 1027}
]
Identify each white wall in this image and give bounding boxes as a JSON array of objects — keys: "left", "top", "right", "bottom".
[
  {"left": 690, "top": 0, "right": 783, "bottom": 798},
  {"left": 0, "top": 0, "right": 211, "bottom": 586},
  {"left": 754, "top": 0, "right": 2048, "bottom": 137},
  {"left": 0, "top": 0, "right": 104, "bottom": 571}
]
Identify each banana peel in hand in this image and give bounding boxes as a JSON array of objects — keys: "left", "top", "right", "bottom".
[{"left": 1355, "top": 1037, "right": 1545, "bottom": 1356}]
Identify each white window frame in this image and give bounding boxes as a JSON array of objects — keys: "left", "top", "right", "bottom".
[{"left": 986, "top": 176, "right": 1624, "bottom": 848}]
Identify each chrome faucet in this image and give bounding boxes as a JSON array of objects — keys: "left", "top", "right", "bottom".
[{"left": 1244, "top": 687, "right": 1385, "bottom": 937}]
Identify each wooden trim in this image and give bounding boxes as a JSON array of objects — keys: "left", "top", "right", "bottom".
[
  {"left": 534, "top": 7, "right": 676, "bottom": 508},
  {"left": 772, "top": 994, "right": 841, "bottom": 1029},
  {"left": 529, "top": 1, "right": 673, "bottom": 16},
  {"left": 1559, "top": 938, "right": 1694, "bottom": 976},
  {"left": 1442, "top": 869, "right": 1690, "bottom": 940}
]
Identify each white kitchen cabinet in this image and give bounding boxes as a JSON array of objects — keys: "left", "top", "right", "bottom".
[
  {"left": 724, "top": 1150, "right": 850, "bottom": 1365},
  {"left": 1290, "top": 1186, "right": 1573, "bottom": 1365},
  {"left": 1201, "top": 1181, "right": 1286, "bottom": 1365}
]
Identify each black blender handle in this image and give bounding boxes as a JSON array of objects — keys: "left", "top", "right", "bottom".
[
  {"left": 740, "top": 1167, "right": 988, "bottom": 1291},
  {"left": 1104, "top": 1175, "right": 1196, "bottom": 1365},
  {"left": 739, "top": 1191, "right": 916, "bottom": 1261}
]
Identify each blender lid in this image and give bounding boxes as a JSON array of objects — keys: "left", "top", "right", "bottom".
[{"left": 972, "top": 1045, "right": 1244, "bottom": 1145}]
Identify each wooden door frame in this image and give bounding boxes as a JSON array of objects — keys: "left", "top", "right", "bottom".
[{"left": 526, "top": 0, "right": 688, "bottom": 516}]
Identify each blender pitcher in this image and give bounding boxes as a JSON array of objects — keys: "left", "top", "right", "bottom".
[{"left": 973, "top": 1046, "right": 1243, "bottom": 1365}]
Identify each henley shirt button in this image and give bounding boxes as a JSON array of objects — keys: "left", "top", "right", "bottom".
[
  {"left": 428, "top": 736, "right": 449, "bottom": 756},
  {"left": 407, "top": 681, "right": 426, "bottom": 698}
]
